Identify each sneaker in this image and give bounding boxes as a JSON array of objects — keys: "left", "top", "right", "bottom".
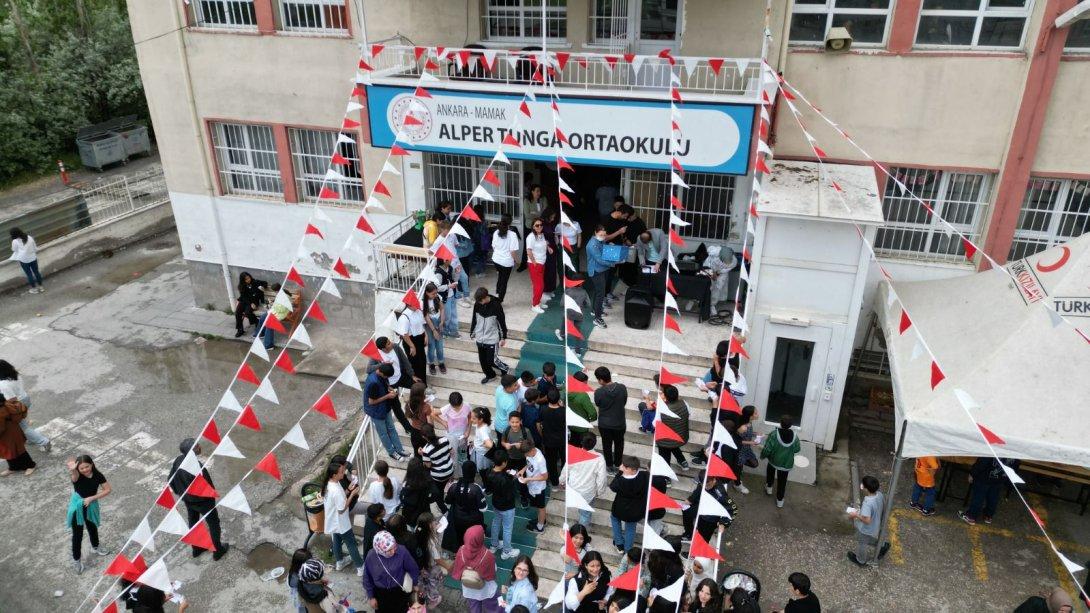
[
  {"left": 212, "top": 543, "right": 230, "bottom": 561},
  {"left": 679, "top": 460, "right": 691, "bottom": 470},
  {"left": 554, "top": 329, "right": 564, "bottom": 342},
  {"left": 614, "top": 542, "right": 625, "bottom": 554},
  {"left": 37, "top": 286, "right": 44, "bottom": 293},
  {"left": 28, "top": 288, "right": 39, "bottom": 294},
  {"left": 193, "top": 548, "right": 207, "bottom": 558},
  {"left": 765, "top": 485, "right": 773, "bottom": 496},
  {"left": 958, "top": 510, "right": 976, "bottom": 525},
  {"left": 526, "top": 522, "right": 545, "bottom": 533},
  {"left": 42, "top": 441, "right": 52, "bottom": 453},
  {"left": 234, "top": 330, "right": 245, "bottom": 338},
  {"left": 593, "top": 317, "right": 608, "bottom": 328},
  {"left": 387, "top": 453, "right": 407, "bottom": 465},
  {"left": 542, "top": 292, "right": 554, "bottom": 301},
  {"left": 776, "top": 499, "right": 784, "bottom": 508},
  {"left": 429, "top": 364, "right": 437, "bottom": 375},
  {"left": 73, "top": 559, "right": 84, "bottom": 574},
  {"left": 690, "top": 455, "right": 707, "bottom": 467},
  {"left": 439, "top": 363, "right": 447, "bottom": 374},
  {"left": 335, "top": 558, "right": 352, "bottom": 571},
  {"left": 736, "top": 483, "right": 750, "bottom": 495},
  {"left": 920, "top": 508, "right": 935, "bottom": 517},
  {"left": 983, "top": 516, "right": 993, "bottom": 524},
  {"left": 460, "top": 298, "right": 474, "bottom": 308},
  {"left": 356, "top": 567, "right": 366, "bottom": 577},
  {"left": 531, "top": 305, "right": 545, "bottom": 314},
  {"left": 91, "top": 546, "right": 111, "bottom": 557},
  {"left": 501, "top": 548, "right": 520, "bottom": 560},
  {"left": 909, "top": 502, "right": 922, "bottom": 513},
  {"left": 481, "top": 376, "right": 496, "bottom": 384},
  {"left": 638, "top": 426, "right": 647, "bottom": 433},
  {"left": 847, "top": 552, "right": 866, "bottom": 567}
]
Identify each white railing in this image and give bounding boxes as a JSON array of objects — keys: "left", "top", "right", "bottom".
[
  {"left": 367, "top": 45, "right": 762, "bottom": 99},
  {"left": 371, "top": 215, "right": 431, "bottom": 293},
  {"left": 346, "top": 415, "right": 382, "bottom": 481}
]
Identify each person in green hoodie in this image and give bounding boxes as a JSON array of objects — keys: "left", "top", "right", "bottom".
[
  {"left": 567, "top": 371, "right": 597, "bottom": 437},
  {"left": 761, "top": 415, "right": 801, "bottom": 509}
]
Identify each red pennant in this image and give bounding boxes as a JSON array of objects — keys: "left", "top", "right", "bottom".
[
  {"left": 749, "top": 202, "right": 759, "bottom": 218},
  {"left": 670, "top": 194, "right": 685, "bottom": 210},
  {"left": 304, "top": 223, "right": 324, "bottom": 239},
  {"left": 755, "top": 156, "right": 772, "bottom": 174},
  {"left": 562, "top": 236, "right": 573, "bottom": 252},
  {"left": 759, "top": 119, "right": 769, "bottom": 139},
  {"left": 899, "top": 310, "right": 912, "bottom": 335},
  {"left": 370, "top": 43, "right": 384, "bottom": 57},
  {"left": 312, "top": 393, "right": 337, "bottom": 420},
  {"left": 564, "top": 276, "right": 584, "bottom": 288},
  {"left": 609, "top": 563, "right": 641, "bottom": 591},
  {"left": 831, "top": 181, "right": 843, "bottom": 192},
  {"left": 604, "top": 55, "right": 619, "bottom": 69},
  {"left": 1029, "top": 508, "right": 1045, "bottom": 528},
  {"left": 331, "top": 152, "right": 349, "bottom": 165},
  {"left": 567, "top": 444, "right": 599, "bottom": 464},
  {"left": 403, "top": 114, "right": 423, "bottom": 127},
  {"left": 435, "top": 242, "right": 456, "bottom": 261},
  {"left": 519, "top": 100, "right": 532, "bottom": 118},
  {"left": 182, "top": 520, "right": 217, "bottom": 552},
  {"left": 402, "top": 288, "right": 421, "bottom": 310},
  {"left": 565, "top": 528, "right": 582, "bottom": 561},
  {"left": 557, "top": 157, "right": 573, "bottom": 172},
  {"left": 623, "top": 53, "right": 635, "bottom": 64},
  {"left": 414, "top": 46, "right": 426, "bottom": 61},
  {"left": 962, "top": 238, "right": 977, "bottom": 262},
  {"left": 576, "top": 57, "right": 588, "bottom": 68},
  {"left": 649, "top": 486, "right": 681, "bottom": 510},
  {"left": 502, "top": 133, "right": 520, "bottom": 147},
  {"left": 104, "top": 554, "right": 136, "bottom": 577},
  {"left": 287, "top": 267, "right": 305, "bottom": 288},
  {"left": 690, "top": 531, "right": 723, "bottom": 562},
  {"left": 238, "top": 404, "right": 262, "bottom": 431},
  {"left": 660, "top": 366, "right": 687, "bottom": 387},
  {"left": 654, "top": 422, "right": 684, "bottom": 444},
  {"left": 707, "top": 58, "right": 724, "bottom": 75},
  {"left": 424, "top": 58, "right": 440, "bottom": 71},
  {"left": 357, "top": 59, "right": 373, "bottom": 71},
  {"left": 669, "top": 229, "right": 685, "bottom": 247},
  {"left": 742, "top": 247, "right": 752, "bottom": 262},
  {"left": 155, "top": 485, "right": 175, "bottom": 509},
  {"left": 671, "top": 158, "right": 684, "bottom": 173},
  {"left": 362, "top": 338, "right": 383, "bottom": 362},
  {"left": 275, "top": 352, "right": 295, "bottom": 374},
  {"left": 664, "top": 313, "right": 681, "bottom": 334},
  {"left": 708, "top": 453, "right": 737, "bottom": 481},
  {"left": 482, "top": 168, "right": 501, "bottom": 186},
  {"left": 332, "top": 258, "right": 350, "bottom": 279},
  {"left": 566, "top": 319, "right": 584, "bottom": 340},
  {"left": 306, "top": 301, "right": 327, "bottom": 323},
  {"left": 530, "top": 66, "right": 544, "bottom": 83},
  {"left": 351, "top": 85, "right": 365, "bottom": 98},
  {"left": 356, "top": 215, "right": 375, "bottom": 234},
  {"left": 671, "top": 88, "right": 683, "bottom": 103},
  {"left": 390, "top": 144, "right": 409, "bottom": 156},
  {"left": 460, "top": 204, "right": 481, "bottom": 222},
  {"left": 555, "top": 128, "right": 568, "bottom": 144},
  {"left": 666, "top": 277, "right": 678, "bottom": 295},
  {"left": 556, "top": 52, "right": 570, "bottom": 70},
  {"left": 930, "top": 361, "right": 945, "bottom": 390},
  {"left": 813, "top": 146, "right": 827, "bottom": 159},
  {"left": 781, "top": 88, "right": 796, "bottom": 101},
  {"left": 414, "top": 86, "right": 432, "bottom": 99},
  {"left": 567, "top": 375, "right": 593, "bottom": 393},
  {"left": 976, "top": 424, "right": 1005, "bottom": 446},
  {"left": 264, "top": 313, "right": 287, "bottom": 334},
  {"left": 256, "top": 452, "right": 282, "bottom": 481},
  {"left": 671, "top": 120, "right": 682, "bottom": 133},
  {"left": 103, "top": 603, "right": 118, "bottom": 613},
  {"left": 373, "top": 180, "right": 392, "bottom": 197},
  {"left": 457, "top": 49, "right": 471, "bottom": 67},
  {"left": 436, "top": 46, "right": 445, "bottom": 58},
  {"left": 342, "top": 117, "right": 360, "bottom": 130},
  {"left": 188, "top": 473, "right": 218, "bottom": 499},
  {"left": 728, "top": 336, "right": 749, "bottom": 360},
  {"left": 201, "top": 420, "right": 221, "bottom": 445},
  {"left": 237, "top": 363, "right": 260, "bottom": 386},
  {"left": 719, "top": 390, "right": 742, "bottom": 414},
  {"left": 559, "top": 192, "right": 573, "bottom": 207}
]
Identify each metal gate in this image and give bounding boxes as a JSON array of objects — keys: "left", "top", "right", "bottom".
[
  {"left": 622, "top": 168, "right": 736, "bottom": 241},
  {"left": 423, "top": 153, "right": 524, "bottom": 227}
]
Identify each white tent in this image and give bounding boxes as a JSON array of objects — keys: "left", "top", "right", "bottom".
[{"left": 876, "top": 235, "right": 1090, "bottom": 466}]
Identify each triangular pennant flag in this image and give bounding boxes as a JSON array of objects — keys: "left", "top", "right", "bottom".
[
  {"left": 651, "top": 452, "right": 679, "bottom": 481},
  {"left": 501, "top": 133, "right": 520, "bottom": 147},
  {"left": 708, "top": 453, "right": 737, "bottom": 481},
  {"left": 755, "top": 156, "right": 772, "bottom": 174},
  {"left": 557, "top": 156, "right": 574, "bottom": 172},
  {"left": 518, "top": 100, "right": 532, "bottom": 118},
  {"left": 132, "top": 517, "right": 155, "bottom": 552},
  {"left": 899, "top": 310, "right": 912, "bottom": 335},
  {"left": 1001, "top": 463, "right": 1024, "bottom": 485},
  {"left": 667, "top": 277, "right": 678, "bottom": 295},
  {"left": 337, "top": 364, "right": 361, "bottom": 391},
  {"left": 321, "top": 277, "right": 342, "bottom": 299},
  {"left": 413, "top": 86, "right": 432, "bottom": 99},
  {"left": 471, "top": 184, "right": 495, "bottom": 202},
  {"left": 671, "top": 172, "right": 689, "bottom": 189},
  {"left": 1054, "top": 549, "right": 1085, "bottom": 574},
  {"left": 719, "top": 388, "right": 742, "bottom": 414},
  {"left": 663, "top": 292, "right": 679, "bottom": 312},
  {"left": 642, "top": 522, "right": 674, "bottom": 552},
  {"left": 157, "top": 508, "right": 188, "bottom": 536},
  {"left": 256, "top": 377, "right": 279, "bottom": 404},
  {"left": 657, "top": 576, "right": 686, "bottom": 603},
  {"left": 312, "top": 393, "right": 338, "bottom": 420},
  {"left": 930, "top": 361, "right": 945, "bottom": 390},
  {"left": 255, "top": 452, "right": 282, "bottom": 481},
  {"left": 459, "top": 203, "right": 481, "bottom": 222},
  {"left": 482, "top": 168, "right": 501, "bottom": 186},
  {"left": 492, "top": 149, "right": 510, "bottom": 166},
  {"left": 544, "top": 578, "right": 566, "bottom": 609},
  {"left": 1030, "top": 508, "right": 1045, "bottom": 528},
  {"left": 659, "top": 366, "right": 687, "bottom": 386},
  {"left": 1047, "top": 307, "right": 1064, "bottom": 328},
  {"left": 729, "top": 336, "right": 749, "bottom": 359},
  {"left": 182, "top": 520, "right": 217, "bottom": 552},
  {"left": 661, "top": 337, "right": 688, "bottom": 356},
  {"left": 434, "top": 242, "right": 456, "bottom": 261},
  {"left": 264, "top": 313, "right": 287, "bottom": 335},
  {"left": 976, "top": 423, "right": 1005, "bottom": 445},
  {"left": 565, "top": 345, "right": 584, "bottom": 369},
  {"left": 283, "top": 423, "right": 310, "bottom": 450},
  {"left": 219, "top": 484, "right": 252, "bottom": 516},
  {"left": 669, "top": 212, "right": 690, "bottom": 227},
  {"left": 670, "top": 194, "right": 685, "bottom": 210},
  {"left": 958, "top": 237, "right": 977, "bottom": 262},
  {"left": 649, "top": 486, "right": 681, "bottom": 511},
  {"left": 682, "top": 57, "right": 700, "bottom": 77},
  {"left": 564, "top": 486, "right": 595, "bottom": 513},
  {"left": 237, "top": 404, "right": 262, "bottom": 431},
  {"left": 380, "top": 160, "right": 402, "bottom": 178},
  {"left": 654, "top": 422, "right": 684, "bottom": 444},
  {"left": 564, "top": 276, "right": 585, "bottom": 288},
  {"left": 732, "top": 309, "right": 749, "bottom": 334},
  {"left": 562, "top": 250, "right": 576, "bottom": 272},
  {"left": 105, "top": 553, "right": 137, "bottom": 578},
  {"left": 218, "top": 390, "right": 243, "bottom": 413},
  {"left": 707, "top": 58, "right": 725, "bottom": 75},
  {"left": 249, "top": 338, "right": 269, "bottom": 362},
  {"left": 564, "top": 294, "right": 581, "bottom": 314},
  {"left": 179, "top": 449, "right": 202, "bottom": 476},
  {"left": 136, "top": 559, "right": 173, "bottom": 593},
  {"left": 910, "top": 338, "right": 924, "bottom": 362},
  {"left": 566, "top": 408, "right": 593, "bottom": 431},
  {"left": 690, "top": 531, "right": 723, "bottom": 562},
  {"left": 953, "top": 388, "right": 979, "bottom": 411},
  {"left": 449, "top": 222, "right": 470, "bottom": 240},
  {"left": 567, "top": 375, "right": 593, "bottom": 393},
  {"left": 332, "top": 258, "right": 350, "bottom": 279},
  {"left": 211, "top": 434, "right": 245, "bottom": 459},
  {"left": 566, "top": 319, "right": 584, "bottom": 340},
  {"left": 656, "top": 402, "right": 679, "bottom": 420},
  {"left": 188, "top": 473, "right": 218, "bottom": 499},
  {"left": 390, "top": 143, "right": 409, "bottom": 156},
  {"left": 402, "top": 287, "right": 421, "bottom": 310},
  {"left": 609, "top": 563, "right": 641, "bottom": 591},
  {"left": 290, "top": 323, "right": 312, "bottom": 348},
  {"left": 342, "top": 117, "right": 360, "bottom": 130},
  {"left": 629, "top": 54, "right": 646, "bottom": 75},
  {"left": 699, "top": 488, "right": 733, "bottom": 519},
  {"left": 201, "top": 420, "right": 222, "bottom": 445},
  {"left": 236, "top": 363, "right": 260, "bottom": 386},
  {"left": 713, "top": 420, "right": 737, "bottom": 450},
  {"left": 155, "top": 485, "right": 175, "bottom": 510},
  {"left": 603, "top": 55, "right": 619, "bottom": 71},
  {"left": 564, "top": 528, "right": 583, "bottom": 564},
  {"left": 361, "top": 338, "right": 383, "bottom": 362},
  {"left": 567, "top": 443, "right": 600, "bottom": 464}
]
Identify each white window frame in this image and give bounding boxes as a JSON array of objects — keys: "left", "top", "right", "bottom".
[
  {"left": 875, "top": 167, "right": 992, "bottom": 263},
  {"left": 589, "top": 0, "right": 631, "bottom": 47},
  {"left": 622, "top": 169, "right": 736, "bottom": 243},
  {"left": 482, "top": 0, "right": 568, "bottom": 43},
  {"left": 288, "top": 128, "right": 364, "bottom": 206},
  {"left": 915, "top": 0, "right": 1034, "bottom": 50},
  {"left": 210, "top": 123, "right": 283, "bottom": 198},
  {"left": 1063, "top": 19, "right": 1090, "bottom": 52},
  {"left": 1009, "top": 177, "right": 1090, "bottom": 261},
  {"left": 191, "top": 0, "right": 258, "bottom": 30},
  {"left": 278, "top": 0, "right": 348, "bottom": 34},
  {"left": 788, "top": 0, "right": 895, "bottom": 47}
]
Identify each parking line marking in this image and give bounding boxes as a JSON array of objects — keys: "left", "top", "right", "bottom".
[
  {"left": 886, "top": 512, "right": 905, "bottom": 565},
  {"left": 967, "top": 528, "right": 989, "bottom": 581}
]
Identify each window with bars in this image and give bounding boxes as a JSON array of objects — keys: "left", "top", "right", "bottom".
[
  {"left": 288, "top": 128, "right": 364, "bottom": 205},
  {"left": 874, "top": 167, "right": 992, "bottom": 262},
  {"left": 1009, "top": 178, "right": 1090, "bottom": 261},
  {"left": 789, "top": 0, "right": 893, "bottom": 46},
  {"left": 278, "top": 0, "right": 348, "bottom": 33},
  {"left": 423, "top": 153, "right": 524, "bottom": 222},
  {"left": 915, "top": 0, "right": 1032, "bottom": 49},
  {"left": 192, "top": 0, "right": 258, "bottom": 29},
  {"left": 210, "top": 123, "right": 283, "bottom": 198},
  {"left": 1064, "top": 19, "right": 1090, "bottom": 52},
  {"left": 590, "top": 0, "right": 630, "bottom": 45},
  {"left": 624, "top": 169, "right": 735, "bottom": 242},
  {"left": 483, "top": 0, "right": 568, "bottom": 41}
]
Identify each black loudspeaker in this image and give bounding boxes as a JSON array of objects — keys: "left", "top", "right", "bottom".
[{"left": 624, "top": 287, "right": 654, "bottom": 330}]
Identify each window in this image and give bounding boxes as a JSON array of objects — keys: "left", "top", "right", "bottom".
[
  {"left": 1009, "top": 178, "right": 1090, "bottom": 261},
  {"left": 916, "top": 0, "right": 1032, "bottom": 49},
  {"left": 210, "top": 123, "right": 283, "bottom": 198},
  {"left": 1064, "top": 19, "right": 1090, "bottom": 52},
  {"left": 289, "top": 129, "right": 363, "bottom": 205},
  {"left": 875, "top": 167, "right": 992, "bottom": 262},
  {"left": 483, "top": 0, "right": 567, "bottom": 41},
  {"left": 423, "top": 153, "right": 524, "bottom": 221},
  {"left": 624, "top": 169, "right": 736, "bottom": 242},
  {"left": 590, "top": 0, "right": 630, "bottom": 45},
  {"left": 279, "top": 0, "right": 348, "bottom": 33},
  {"left": 789, "top": 0, "right": 893, "bottom": 46},
  {"left": 192, "top": 0, "right": 258, "bottom": 29}
]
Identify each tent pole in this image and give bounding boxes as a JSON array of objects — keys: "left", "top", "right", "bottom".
[{"left": 873, "top": 419, "right": 908, "bottom": 564}]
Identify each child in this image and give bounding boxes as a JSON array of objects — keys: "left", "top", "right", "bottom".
[
  {"left": 482, "top": 449, "right": 520, "bottom": 560},
  {"left": 536, "top": 362, "right": 560, "bottom": 396},
  {"left": 566, "top": 371, "right": 597, "bottom": 439},
  {"left": 468, "top": 407, "right": 495, "bottom": 473},
  {"left": 501, "top": 412, "right": 531, "bottom": 472},
  {"left": 520, "top": 440, "right": 549, "bottom": 533},
  {"left": 637, "top": 374, "right": 660, "bottom": 434},
  {"left": 495, "top": 374, "right": 520, "bottom": 435},
  {"left": 615, "top": 547, "right": 645, "bottom": 599},
  {"left": 563, "top": 523, "right": 591, "bottom": 581},
  {"left": 408, "top": 592, "right": 428, "bottom": 613},
  {"left": 519, "top": 389, "right": 543, "bottom": 448},
  {"left": 516, "top": 371, "right": 536, "bottom": 404},
  {"left": 910, "top": 456, "right": 940, "bottom": 516},
  {"left": 438, "top": 392, "right": 472, "bottom": 463}
]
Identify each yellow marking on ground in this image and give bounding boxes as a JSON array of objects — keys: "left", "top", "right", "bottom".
[
  {"left": 886, "top": 512, "right": 905, "bottom": 565},
  {"left": 1026, "top": 535, "right": 1090, "bottom": 554},
  {"left": 967, "top": 528, "right": 989, "bottom": 581}
]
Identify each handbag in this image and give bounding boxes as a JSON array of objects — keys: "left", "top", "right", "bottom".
[
  {"left": 457, "top": 548, "right": 489, "bottom": 589},
  {"left": 377, "top": 553, "right": 414, "bottom": 593}
]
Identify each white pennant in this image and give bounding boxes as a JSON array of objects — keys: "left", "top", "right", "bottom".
[
  {"left": 337, "top": 364, "right": 362, "bottom": 390},
  {"left": 322, "top": 277, "right": 342, "bottom": 299},
  {"left": 670, "top": 104, "right": 682, "bottom": 121},
  {"left": 544, "top": 578, "right": 566, "bottom": 609},
  {"left": 642, "top": 522, "right": 675, "bottom": 552},
  {"left": 953, "top": 388, "right": 979, "bottom": 411},
  {"left": 746, "top": 217, "right": 756, "bottom": 238},
  {"left": 211, "top": 434, "right": 245, "bottom": 459},
  {"left": 136, "top": 559, "right": 173, "bottom": 594},
  {"left": 336, "top": 133, "right": 356, "bottom": 145},
  {"left": 757, "top": 140, "right": 773, "bottom": 158},
  {"left": 559, "top": 209, "right": 573, "bottom": 226},
  {"left": 656, "top": 402, "right": 679, "bottom": 420},
  {"left": 346, "top": 101, "right": 363, "bottom": 114},
  {"left": 563, "top": 251, "right": 576, "bottom": 272},
  {"left": 732, "top": 310, "right": 748, "bottom": 333},
  {"left": 558, "top": 176, "right": 575, "bottom": 193},
  {"left": 471, "top": 185, "right": 494, "bottom": 202},
  {"left": 713, "top": 420, "right": 737, "bottom": 449},
  {"left": 735, "top": 58, "right": 750, "bottom": 76},
  {"left": 651, "top": 452, "right": 679, "bottom": 481},
  {"left": 699, "top": 488, "right": 733, "bottom": 519},
  {"left": 365, "top": 196, "right": 386, "bottom": 210},
  {"left": 671, "top": 171, "right": 689, "bottom": 188},
  {"left": 283, "top": 423, "right": 310, "bottom": 450},
  {"left": 505, "top": 55, "right": 520, "bottom": 71},
  {"left": 312, "top": 207, "right": 332, "bottom": 224},
  {"left": 669, "top": 71, "right": 681, "bottom": 86},
  {"left": 256, "top": 378, "right": 279, "bottom": 405},
  {"left": 669, "top": 212, "right": 690, "bottom": 227},
  {"left": 656, "top": 576, "right": 686, "bottom": 603},
  {"left": 1001, "top": 463, "right": 1024, "bottom": 485},
  {"left": 663, "top": 292, "right": 679, "bottom": 312},
  {"left": 132, "top": 517, "right": 155, "bottom": 552},
  {"left": 482, "top": 49, "right": 498, "bottom": 71},
  {"left": 382, "top": 160, "right": 401, "bottom": 177},
  {"left": 564, "top": 294, "right": 581, "bottom": 314},
  {"left": 885, "top": 288, "right": 897, "bottom": 308},
  {"left": 218, "top": 390, "right": 243, "bottom": 413},
  {"left": 751, "top": 178, "right": 763, "bottom": 196},
  {"left": 601, "top": 56, "right": 615, "bottom": 72},
  {"left": 739, "top": 261, "right": 749, "bottom": 283},
  {"left": 354, "top": 71, "right": 371, "bottom": 85},
  {"left": 629, "top": 55, "right": 646, "bottom": 75},
  {"left": 565, "top": 345, "right": 583, "bottom": 369},
  {"left": 250, "top": 339, "right": 269, "bottom": 362},
  {"left": 682, "top": 57, "right": 700, "bottom": 78},
  {"left": 564, "top": 487, "right": 595, "bottom": 512},
  {"left": 325, "top": 168, "right": 346, "bottom": 182},
  {"left": 493, "top": 149, "right": 510, "bottom": 165},
  {"left": 450, "top": 222, "right": 471, "bottom": 239},
  {"left": 667, "top": 249, "right": 679, "bottom": 273},
  {"left": 566, "top": 408, "right": 593, "bottom": 430},
  {"left": 760, "top": 106, "right": 770, "bottom": 123},
  {"left": 219, "top": 483, "right": 252, "bottom": 515},
  {"left": 1055, "top": 550, "right": 1085, "bottom": 574},
  {"left": 419, "top": 72, "right": 439, "bottom": 83},
  {"left": 618, "top": 603, "right": 638, "bottom": 613},
  {"left": 157, "top": 508, "right": 189, "bottom": 536},
  {"left": 179, "top": 450, "right": 202, "bottom": 476},
  {"left": 910, "top": 338, "right": 924, "bottom": 362},
  {"left": 291, "top": 323, "right": 312, "bottom": 348}
]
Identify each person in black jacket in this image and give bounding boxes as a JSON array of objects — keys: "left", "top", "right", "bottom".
[
  {"left": 609, "top": 456, "right": 649, "bottom": 553},
  {"left": 594, "top": 367, "right": 628, "bottom": 473},
  {"left": 470, "top": 288, "right": 510, "bottom": 384},
  {"left": 442, "top": 461, "right": 487, "bottom": 553},
  {"left": 169, "top": 438, "right": 228, "bottom": 560},
  {"left": 682, "top": 473, "right": 737, "bottom": 543},
  {"left": 482, "top": 449, "right": 521, "bottom": 560},
  {"left": 958, "top": 456, "right": 1009, "bottom": 525},
  {"left": 233, "top": 271, "right": 268, "bottom": 338}
]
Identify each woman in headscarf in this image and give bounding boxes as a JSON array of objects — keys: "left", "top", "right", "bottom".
[
  {"left": 442, "top": 461, "right": 487, "bottom": 553},
  {"left": 452, "top": 524, "right": 500, "bottom": 613},
  {"left": 296, "top": 558, "right": 341, "bottom": 613},
  {"left": 362, "top": 531, "right": 419, "bottom": 613}
]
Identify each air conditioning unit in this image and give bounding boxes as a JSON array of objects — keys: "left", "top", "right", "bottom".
[{"left": 825, "top": 27, "right": 853, "bottom": 52}]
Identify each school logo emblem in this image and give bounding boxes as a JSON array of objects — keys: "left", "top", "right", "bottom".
[{"left": 388, "top": 94, "right": 433, "bottom": 143}]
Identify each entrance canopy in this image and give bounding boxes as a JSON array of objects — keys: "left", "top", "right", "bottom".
[{"left": 877, "top": 235, "right": 1090, "bottom": 466}]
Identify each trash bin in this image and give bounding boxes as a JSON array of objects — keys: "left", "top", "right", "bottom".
[
  {"left": 76, "top": 132, "right": 126, "bottom": 171},
  {"left": 301, "top": 482, "right": 324, "bottom": 549}
]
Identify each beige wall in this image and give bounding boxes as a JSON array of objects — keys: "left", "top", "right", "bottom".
[
  {"left": 682, "top": 0, "right": 786, "bottom": 65},
  {"left": 1032, "top": 60, "right": 1090, "bottom": 175}
]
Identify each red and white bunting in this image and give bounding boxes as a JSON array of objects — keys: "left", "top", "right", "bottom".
[
  {"left": 156, "top": 508, "right": 188, "bottom": 536},
  {"left": 218, "top": 390, "right": 243, "bottom": 413},
  {"left": 564, "top": 487, "right": 595, "bottom": 513},
  {"left": 135, "top": 558, "right": 173, "bottom": 593},
  {"left": 282, "top": 423, "right": 310, "bottom": 450},
  {"left": 211, "top": 434, "right": 245, "bottom": 460},
  {"left": 255, "top": 377, "right": 279, "bottom": 404},
  {"left": 337, "top": 364, "right": 362, "bottom": 390}
]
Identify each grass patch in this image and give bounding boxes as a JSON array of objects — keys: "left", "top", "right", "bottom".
[{"left": 0, "top": 152, "right": 82, "bottom": 191}]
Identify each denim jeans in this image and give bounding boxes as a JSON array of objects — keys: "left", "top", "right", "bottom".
[
  {"left": 19, "top": 419, "right": 49, "bottom": 447},
  {"left": 426, "top": 316, "right": 445, "bottom": 364},
  {"left": 372, "top": 411, "right": 406, "bottom": 456},
  {"left": 590, "top": 270, "right": 609, "bottom": 319},
  {"left": 443, "top": 298, "right": 460, "bottom": 336},
  {"left": 611, "top": 516, "right": 637, "bottom": 550},
  {"left": 966, "top": 481, "right": 1001, "bottom": 520},
  {"left": 20, "top": 260, "right": 43, "bottom": 287},
  {"left": 911, "top": 483, "right": 936, "bottom": 512},
  {"left": 491, "top": 507, "right": 515, "bottom": 551},
  {"left": 577, "top": 509, "right": 593, "bottom": 527},
  {"left": 254, "top": 314, "right": 276, "bottom": 349},
  {"left": 332, "top": 528, "right": 364, "bottom": 569},
  {"left": 471, "top": 445, "right": 492, "bottom": 472},
  {"left": 457, "top": 269, "right": 470, "bottom": 297}
]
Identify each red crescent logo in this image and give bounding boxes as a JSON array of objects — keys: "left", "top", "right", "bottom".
[{"left": 1035, "top": 246, "right": 1070, "bottom": 273}]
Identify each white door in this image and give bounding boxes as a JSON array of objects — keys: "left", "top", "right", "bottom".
[
  {"left": 754, "top": 323, "right": 832, "bottom": 441},
  {"left": 634, "top": 0, "right": 681, "bottom": 55}
]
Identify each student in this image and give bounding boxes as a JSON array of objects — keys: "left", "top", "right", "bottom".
[
  {"left": 761, "top": 415, "right": 801, "bottom": 508},
  {"left": 399, "top": 457, "right": 436, "bottom": 526},
  {"left": 637, "top": 375, "right": 660, "bottom": 434},
  {"left": 501, "top": 554, "right": 541, "bottom": 612},
  {"left": 909, "top": 456, "right": 940, "bottom": 516},
  {"left": 516, "top": 371, "right": 536, "bottom": 404},
  {"left": 452, "top": 525, "right": 501, "bottom": 612},
  {"left": 405, "top": 382, "right": 434, "bottom": 457},
  {"left": 656, "top": 384, "right": 690, "bottom": 469},
  {"left": 419, "top": 424, "right": 453, "bottom": 515},
  {"left": 365, "top": 336, "right": 419, "bottom": 436},
  {"left": 690, "top": 579, "right": 723, "bottom": 613},
  {"left": 365, "top": 460, "right": 403, "bottom": 517},
  {"left": 421, "top": 282, "right": 447, "bottom": 376},
  {"left": 66, "top": 454, "right": 111, "bottom": 573},
  {"left": 470, "top": 288, "right": 510, "bottom": 384},
  {"left": 414, "top": 512, "right": 449, "bottom": 608},
  {"left": 482, "top": 449, "right": 520, "bottom": 560},
  {"left": 362, "top": 531, "right": 419, "bottom": 613},
  {"left": 0, "top": 360, "right": 50, "bottom": 452},
  {"left": 1012, "top": 587, "right": 1075, "bottom": 613},
  {"left": 683, "top": 474, "right": 737, "bottom": 544},
  {"left": 566, "top": 371, "right": 597, "bottom": 438},
  {"left": 520, "top": 440, "right": 549, "bottom": 533},
  {"left": 233, "top": 271, "right": 268, "bottom": 337},
  {"left": 536, "top": 362, "right": 560, "bottom": 395},
  {"left": 396, "top": 299, "right": 428, "bottom": 385},
  {"left": 0, "top": 393, "right": 35, "bottom": 476},
  {"left": 295, "top": 558, "right": 340, "bottom": 613},
  {"left": 562, "top": 524, "right": 591, "bottom": 581},
  {"left": 363, "top": 363, "right": 411, "bottom": 464},
  {"left": 324, "top": 460, "right": 365, "bottom": 575},
  {"left": 437, "top": 392, "right": 471, "bottom": 463},
  {"left": 519, "top": 389, "right": 544, "bottom": 449},
  {"left": 539, "top": 389, "right": 566, "bottom": 487},
  {"left": 10, "top": 228, "right": 43, "bottom": 293},
  {"left": 959, "top": 456, "right": 1007, "bottom": 526},
  {"left": 772, "top": 572, "right": 821, "bottom": 613},
  {"left": 847, "top": 475, "right": 888, "bottom": 566},
  {"left": 287, "top": 548, "right": 314, "bottom": 613},
  {"left": 559, "top": 433, "right": 608, "bottom": 527},
  {"left": 593, "top": 367, "right": 628, "bottom": 473},
  {"left": 613, "top": 547, "right": 643, "bottom": 602},
  {"left": 443, "top": 461, "right": 488, "bottom": 553},
  {"left": 169, "top": 439, "right": 228, "bottom": 560},
  {"left": 564, "top": 551, "right": 611, "bottom": 613},
  {"left": 734, "top": 405, "right": 761, "bottom": 494},
  {"left": 361, "top": 503, "right": 386, "bottom": 559},
  {"left": 500, "top": 411, "right": 531, "bottom": 472},
  {"left": 468, "top": 407, "right": 495, "bottom": 472},
  {"left": 422, "top": 211, "right": 444, "bottom": 248},
  {"left": 525, "top": 216, "right": 552, "bottom": 313},
  {"left": 494, "top": 374, "right": 520, "bottom": 435},
  {"left": 609, "top": 456, "right": 649, "bottom": 552},
  {"left": 585, "top": 225, "right": 614, "bottom": 328},
  {"left": 491, "top": 215, "right": 521, "bottom": 302}
]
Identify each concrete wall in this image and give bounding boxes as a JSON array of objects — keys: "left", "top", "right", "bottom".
[{"left": 1033, "top": 60, "right": 1090, "bottom": 175}]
